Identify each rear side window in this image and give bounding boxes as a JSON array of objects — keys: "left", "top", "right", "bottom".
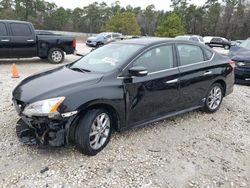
[
  {"left": 177, "top": 44, "right": 204, "bottom": 66},
  {"left": 203, "top": 48, "right": 213, "bottom": 60},
  {"left": 190, "top": 37, "right": 199, "bottom": 42},
  {"left": 0, "top": 23, "right": 7, "bottom": 36},
  {"left": 134, "top": 45, "right": 174, "bottom": 73},
  {"left": 10, "top": 23, "right": 32, "bottom": 36},
  {"left": 211, "top": 38, "right": 222, "bottom": 42},
  {"left": 112, "top": 33, "right": 120, "bottom": 38}
]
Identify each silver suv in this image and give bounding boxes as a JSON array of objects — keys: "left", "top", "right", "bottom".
[
  {"left": 175, "top": 35, "right": 205, "bottom": 44},
  {"left": 86, "top": 32, "right": 123, "bottom": 48}
]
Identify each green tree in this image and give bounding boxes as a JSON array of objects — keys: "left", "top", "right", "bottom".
[
  {"left": 0, "top": 0, "right": 15, "bottom": 19},
  {"left": 155, "top": 12, "right": 185, "bottom": 37},
  {"left": 102, "top": 12, "right": 141, "bottom": 35}
]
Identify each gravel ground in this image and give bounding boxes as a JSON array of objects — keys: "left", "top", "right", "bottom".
[{"left": 0, "top": 44, "right": 250, "bottom": 187}]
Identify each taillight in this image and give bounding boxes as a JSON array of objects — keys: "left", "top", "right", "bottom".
[
  {"left": 72, "top": 39, "right": 76, "bottom": 48},
  {"left": 229, "top": 60, "right": 236, "bottom": 69}
]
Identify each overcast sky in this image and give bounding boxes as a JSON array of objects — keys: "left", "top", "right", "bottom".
[{"left": 46, "top": 0, "right": 207, "bottom": 11}]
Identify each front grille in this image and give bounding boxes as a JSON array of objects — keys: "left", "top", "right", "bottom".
[{"left": 87, "top": 40, "right": 91, "bottom": 43}]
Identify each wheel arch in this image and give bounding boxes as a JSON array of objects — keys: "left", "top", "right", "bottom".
[
  {"left": 211, "top": 79, "right": 227, "bottom": 96},
  {"left": 68, "top": 101, "right": 121, "bottom": 141},
  {"left": 80, "top": 103, "right": 121, "bottom": 132}
]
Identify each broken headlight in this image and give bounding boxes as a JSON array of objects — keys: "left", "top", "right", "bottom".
[{"left": 23, "top": 97, "right": 65, "bottom": 117}]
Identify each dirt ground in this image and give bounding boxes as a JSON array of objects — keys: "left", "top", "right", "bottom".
[{"left": 0, "top": 44, "right": 249, "bottom": 187}]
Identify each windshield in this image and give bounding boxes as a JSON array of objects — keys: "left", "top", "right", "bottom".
[
  {"left": 70, "top": 43, "right": 143, "bottom": 73},
  {"left": 240, "top": 39, "right": 250, "bottom": 49},
  {"left": 96, "top": 33, "right": 107, "bottom": 38}
]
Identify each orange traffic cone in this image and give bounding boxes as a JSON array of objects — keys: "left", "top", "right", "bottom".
[{"left": 11, "top": 64, "right": 20, "bottom": 78}]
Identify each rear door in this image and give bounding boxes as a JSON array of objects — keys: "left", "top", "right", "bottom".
[
  {"left": 176, "top": 43, "right": 215, "bottom": 109},
  {"left": 9, "top": 22, "right": 37, "bottom": 57},
  {"left": 0, "top": 22, "right": 11, "bottom": 57}
]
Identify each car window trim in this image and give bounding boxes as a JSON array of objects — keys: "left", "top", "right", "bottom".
[
  {"left": 0, "top": 22, "right": 8, "bottom": 36},
  {"left": 118, "top": 42, "right": 215, "bottom": 79},
  {"left": 175, "top": 43, "right": 215, "bottom": 68},
  {"left": 10, "top": 23, "right": 32, "bottom": 36},
  {"left": 121, "top": 42, "right": 176, "bottom": 72},
  {"left": 178, "top": 52, "right": 215, "bottom": 68}
]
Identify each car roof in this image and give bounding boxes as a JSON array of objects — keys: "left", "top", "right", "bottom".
[
  {"left": 115, "top": 37, "right": 205, "bottom": 47},
  {"left": 100, "top": 32, "right": 122, "bottom": 35},
  {"left": 184, "top": 34, "right": 202, "bottom": 37},
  {"left": 0, "top": 20, "right": 31, "bottom": 24}
]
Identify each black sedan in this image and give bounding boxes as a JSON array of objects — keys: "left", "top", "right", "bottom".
[
  {"left": 12, "top": 38, "right": 234, "bottom": 155},
  {"left": 229, "top": 38, "right": 250, "bottom": 85}
]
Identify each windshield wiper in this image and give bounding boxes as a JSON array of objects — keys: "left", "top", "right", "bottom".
[{"left": 70, "top": 67, "right": 91, "bottom": 73}]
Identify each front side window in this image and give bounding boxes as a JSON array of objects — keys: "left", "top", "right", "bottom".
[
  {"left": 133, "top": 45, "right": 174, "bottom": 73},
  {"left": 112, "top": 33, "right": 121, "bottom": 38},
  {"left": 10, "top": 23, "right": 32, "bottom": 36},
  {"left": 105, "top": 34, "right": 111, "bottom": 39},
  {"left": 70, "top": 43, "right": 143, "bottom": 73},
  {"left": 176, "top": 44, "right": 204, "bottom": 66},
  {"left": 0, "top": 23, "right": 7, "bottom": 36}
]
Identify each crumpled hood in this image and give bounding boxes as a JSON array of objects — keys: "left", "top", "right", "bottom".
[{"left": 13, "top": 66, "right": 103, "bottom": 103}]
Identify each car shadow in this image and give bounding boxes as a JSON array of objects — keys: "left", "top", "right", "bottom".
[{"left": 0, "top": 58, "right": 49, "bottom": 65}]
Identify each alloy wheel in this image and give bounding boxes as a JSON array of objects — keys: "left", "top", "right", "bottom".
[
  {"left": 89, "top": 113, "right": 110, "bottom": 150},
  {"left": 207, "top": 86, "right": 222, "bottom": 110},
  {"left": 51, "top": 51, "right": 63, "bottom": 63}
]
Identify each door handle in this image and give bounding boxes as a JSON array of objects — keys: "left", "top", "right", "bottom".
[
  {"left": 204, "top": 71, "right": 212, "bottom": 75},
  {"left": 166, "top": 78, "right": 179, "bottom": 84},
  {"left": 1, "top": 39, "right": 9, "bottom": 42},
  {"left": 27, "top": 39, "right": 34, "bottom": 42}
]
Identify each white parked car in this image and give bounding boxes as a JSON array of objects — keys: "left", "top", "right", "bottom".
[{"left": 175, "top": 35, "right": 205, "bottom": 44}]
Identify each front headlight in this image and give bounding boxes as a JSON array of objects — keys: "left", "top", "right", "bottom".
[
  {"left": 23, "top": 97, "right": 65, "bottom": 117},
  {"left": 237, "top": 62, "right": 246, "bottom": 67}
]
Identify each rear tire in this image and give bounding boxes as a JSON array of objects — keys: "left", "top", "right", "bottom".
[
  {"left": 48, "top": 48, "right": 64, "bottom": 64},
  {"left": 75, "top": 109, "right": 112, "bottom": 156},
  {"left": 203, "top": 83, "right": 224, "bottom": 113}
]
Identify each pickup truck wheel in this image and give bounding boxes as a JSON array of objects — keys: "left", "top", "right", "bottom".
[
  {"left": 48, "top": 48, "right": 64, "bottom": 64},
  {"left": 75, "top": 109, "right": 112, "bottom": 156}
]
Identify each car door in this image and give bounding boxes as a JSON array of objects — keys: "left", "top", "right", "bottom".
[
  {"left": 0, "top": 22, "right": 11, "bottom": 57},
  {"left": 176, "top": 43, "right": 214, "bottom": 109},
  {"left": 123, "top": 44, "right": 180, "bottom": 126},
  {"left": 9, "top": 22, "right": 37, "bottom": 57}
]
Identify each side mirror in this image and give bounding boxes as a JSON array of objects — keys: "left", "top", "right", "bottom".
[{"left": 129, "top": 66, "right": 148, "bottom": 77}]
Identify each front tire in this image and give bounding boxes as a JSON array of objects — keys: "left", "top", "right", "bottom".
[
  {"left": 75, "top": 109, "right": 112, "bottom": 156},
  {"left": 48, "top": 48, "right": 64, "bottom": 64},
  {"left": 203, "top": 83, "right": 224, "bottom": 113}
]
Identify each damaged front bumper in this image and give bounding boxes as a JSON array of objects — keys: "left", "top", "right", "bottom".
[{"left": 16, "top": 113, "right": 77, "bottom": 147}]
